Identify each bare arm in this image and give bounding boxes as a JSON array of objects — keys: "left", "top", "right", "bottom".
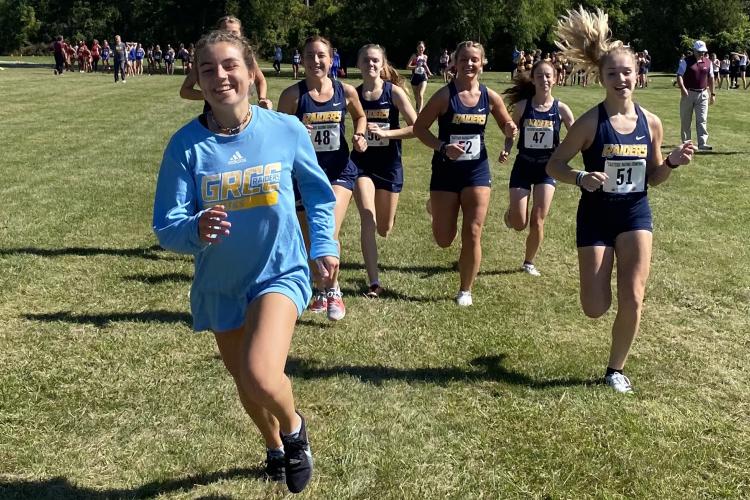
[
  {"left": 375, "top": 85, "right": 417, "bottom": 140},
  {"left": 276, "top": 84, "right": 300, "bottom": 116},
  {"left": 406, "top": 55, "right": 417, "bottom": 69},
  {"left": 546, "top": 108, "right": 607, "bottom": 191},
  {"left": 255, "top": 68, "right": 272, "bottom": 109},
  {"left": 499, "top": 100, "right": 525, "bottom": 163},
  {"left": 179, "top": 65, "right": 204, "bottom": 100},
  {"left": 488, "top": 88, "right": 517, "bottom": 139},
  {"left": 412, "top": 86, "right": 449, "bottom": 151},
  {"left": 344, "top": 83, "right": 368, "bottom": 152}
]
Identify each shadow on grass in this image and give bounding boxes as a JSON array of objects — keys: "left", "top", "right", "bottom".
[
  {"left": 0, "top": 467, "right": 264, "bottom": 499},
  {"left": 341, "top": 261, "right": 522, "bottom": 279},
  {"left": 337, "top": 285, "right": 445, "bottom": 303},
  {"left": 23, "top": 310, "right": 192, "bottom": 328},
  {"left": 286, "top": 354, "right": 599, "bottom": 389},
  {"left": 0, "top": 245, "right": 179, "bottom": 261},
  {"left": 124, "top": 272, "right": 192, "bottom": 284}
]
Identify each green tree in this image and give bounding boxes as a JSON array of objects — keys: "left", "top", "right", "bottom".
[{"left": 0, "top": 0, "right": 40, "bottom": 53}]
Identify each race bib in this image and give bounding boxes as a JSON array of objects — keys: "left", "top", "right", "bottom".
[
  {"left": 415, "top": 66, "right": 425, "bottom": 75},
  {"left": 603, "top": 159, "right": 646, "bottom": 194},
  {"left": 310, "top": 123, "right": 341, "bottom": 152},
  {"left": 524, "top": 126, "right": 554, "bottom": 149},
  {"left": 449, "top": 134, "right": 481, "bottom": 161},
  {"left": 366, "top": 123, "right": 391, "bottom": 147}
]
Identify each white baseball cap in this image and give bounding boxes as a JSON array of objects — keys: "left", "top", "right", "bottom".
[{"left": 693, "top": 40, "right": 708, "bottom": 53}]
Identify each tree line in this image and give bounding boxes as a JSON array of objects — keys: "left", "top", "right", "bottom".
[{"left": 2, "top": 0, "right": 749, "bottom": 70}]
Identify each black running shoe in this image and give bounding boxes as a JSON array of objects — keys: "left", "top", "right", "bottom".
[
  {"left": 281, "top": 413, "right": 313, "bottom": 493},
  {"left": 265, "top": 450, "right": 286, "bottom": 482}
]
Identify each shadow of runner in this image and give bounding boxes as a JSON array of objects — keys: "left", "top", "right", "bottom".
[
  {"left": 286, "top": 354, "right": 598, "bottom": 389},
  {"left": 0, "top": 467, "right": 264, "bottom": 499},
  {"left": 23, "top": 310, "right": 192, "bottom": 328},
  {"left": 0, "top": 245, "right": 179, "bottom": 261}
]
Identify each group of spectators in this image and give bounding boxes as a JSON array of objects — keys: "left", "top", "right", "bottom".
[
  {"left": 511, "top": 47, "right": 652, "bottom": 87},
  {"left": 50, "top": 36, "right": 200, "bottom": 78}
]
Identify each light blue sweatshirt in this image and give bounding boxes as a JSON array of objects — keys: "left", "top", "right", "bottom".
[{"left": 153, "top": 106, "right": 338, "bottom": 331}]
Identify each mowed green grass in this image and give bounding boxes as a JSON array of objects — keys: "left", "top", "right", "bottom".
[{"left": 1, "top": 66, "right": 748, "bottom": 499}]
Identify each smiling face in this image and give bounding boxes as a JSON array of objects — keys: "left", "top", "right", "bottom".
[
  {"left": 455, "top": 45, "right": 483, "bottom": 79},
  {"left": 358, "top": 47, "right": 383, "bottom": 79},
  {"left": 532, "top": 61, "right": 556, "bottom": 94},
  {"left": 303, "top": 40, "right": 331, "bottom": 78},
  {"left": 416, "top": 43, "right": 425, "bottom": 55},
  {"left": 197, "top": 42, "right": 254, "bottom": 109},
  {"left": 600, "top": 50, "right": 637, "bottom": 100}
]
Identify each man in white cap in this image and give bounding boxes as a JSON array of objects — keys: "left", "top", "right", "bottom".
[{"left": 676, "top": 40, "right": 716, "bottom": 151}]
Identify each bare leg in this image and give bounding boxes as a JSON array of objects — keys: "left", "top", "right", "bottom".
[
  {"left": 214, "top": 293, "right": 302, "bottom": 445},
  {"left": 457, "top": 187, "right": 491, "bottom": 291},
  {"left": 608, "top": 230, "right": 652, "bottom": 370},
  {"left": 524, "top": 184, "right": 555, "bottom": 264}
]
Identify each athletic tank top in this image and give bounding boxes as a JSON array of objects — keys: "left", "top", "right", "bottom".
[
  {"left": 517, "top": 98, "right": 561, "bottom": 160},
  {"left": 434, "top": 81, "right": 490, "bottom": 165},
  {"left": 295, "top": 79, "right": 350, "bottom": 171},
  {"left": 582, "top": 103, "right": 652, "bottom": 200},
  {"left": 413, "top": 55, "right": 428, "bottom": 75},
  {"left": 350, "top": 81, "right": 402, "bottom": 168}
]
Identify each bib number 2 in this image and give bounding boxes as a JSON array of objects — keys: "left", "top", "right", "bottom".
[{"left": 449, "top": 134, "right": 481, "bottom": 161}]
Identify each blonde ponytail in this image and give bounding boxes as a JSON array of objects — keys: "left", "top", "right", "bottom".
[{"left": 554, "top": 6, "right": 630, "bottom": 81}]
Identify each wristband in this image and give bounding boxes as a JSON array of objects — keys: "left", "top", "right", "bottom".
[
  {"left": 665, "top": 156, "right": 678, "bottom": 169},
  {"left": 575, "top": 170, "right": 585, "bottom": 187}
]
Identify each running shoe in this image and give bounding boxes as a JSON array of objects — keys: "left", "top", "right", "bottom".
[
  {"left": 604, "top": 372, "right": 633, "bottom": 394},
  {"left": 308, "top": 290, "right": 327, "bottom": 313},
  {"left": 365, "top": 283, "right": 384, "bottom": 298},
  {"left": 455, "top": 290, "right": 473, "bottom": 306},
  {"left": 264, "top": 450, "right": 286, "bottom": 483},
  {"left": 326, "top": 289, "right": 346, "bottom": 321},
  {"left": 521, "top": 262, "right": 541, "bottom": 277},
  {"left": 281, "top": 413, "right": 313, "bottom": 493}
]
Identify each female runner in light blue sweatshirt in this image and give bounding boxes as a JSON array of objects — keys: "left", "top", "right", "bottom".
[{"left": 152, "top": 30, "right": 336, "bottom": 494}]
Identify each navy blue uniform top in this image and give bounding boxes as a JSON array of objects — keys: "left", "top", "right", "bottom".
[
  {"left": 295, "top": 79, "right": 350, "bottom": 173},
  {"left": 517, "top": 98, "right": 561, "bottom": 161},
  {"left": 433, "top": 82, "right": 490, "bottom": 166},
  {"left": 350, "top": 81, "right": 402, "bottom": 171},
  {"left": 581, "top": 103, "right": 652, "bottom": 201}
]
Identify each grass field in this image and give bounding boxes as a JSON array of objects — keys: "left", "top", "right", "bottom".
[{"left": 1, "top": 66, "right": 749, "bottom": 499}]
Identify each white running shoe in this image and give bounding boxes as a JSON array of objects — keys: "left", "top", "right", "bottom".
[
  {"left": 455, "top": 290, "right": 473, "bottom": 306},
  {"left": 521, "top": 262, "right": 541, "bottom": 277},
  {"left": 605, "top": 372, "right": 633, "bottom": 393}
]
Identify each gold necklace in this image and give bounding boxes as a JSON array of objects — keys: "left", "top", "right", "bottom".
[{"left": 209, "top": 106, "right": 252, "bottom": 135}]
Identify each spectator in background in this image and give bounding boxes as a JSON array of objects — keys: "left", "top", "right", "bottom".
[
  {"left": 440, "top": 49, "right": 450, "bottom": 82},
  {"left": 91, "top": 39, "right": 101, "bottom": 72},
  {"left": 718, "top": 54, "right": 730, "bottom": 89},
  {"left": 135, "top": 43, "right": 145, "bottom": 75},
  {"left": 65, "top": 40, "right": 76, "bottom": 71},
  {"left": 729, "top": 52, "right": 740, "bottom": 89},
  {"left": 153, "top": 44, "right": 163, "bottom": 72},
  {"left": 52, "top": 35, "right": 65, "bottom": 75},
  {"left": 292, "top": 48, "right": 301, "bottom": 79},
  {"left": 274, "top": 45, "right": 283, "bottom": 75},
  {"left": 738, "top": 50, "right": 747, "bottom": 89},
  {"left": 331, "top": 47, "right": 341, "bottom": 80},
  {"left": 146, "top": 45, "right": 155, "bottom": 74},
  {"left": 113, "top": 35, "right": 127, "bottom": 83},
  {"left": 101, "top": 40, "right": 111, "bottom": 72},
  {"left": 177, "top": 43, "right": 189, "bottom": 74},
  {"left": 677, "top": 40, "right": 715, "bottom": 151},
  {"left": 164, "top": 44, "right": 175, "bottom": 75}
]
